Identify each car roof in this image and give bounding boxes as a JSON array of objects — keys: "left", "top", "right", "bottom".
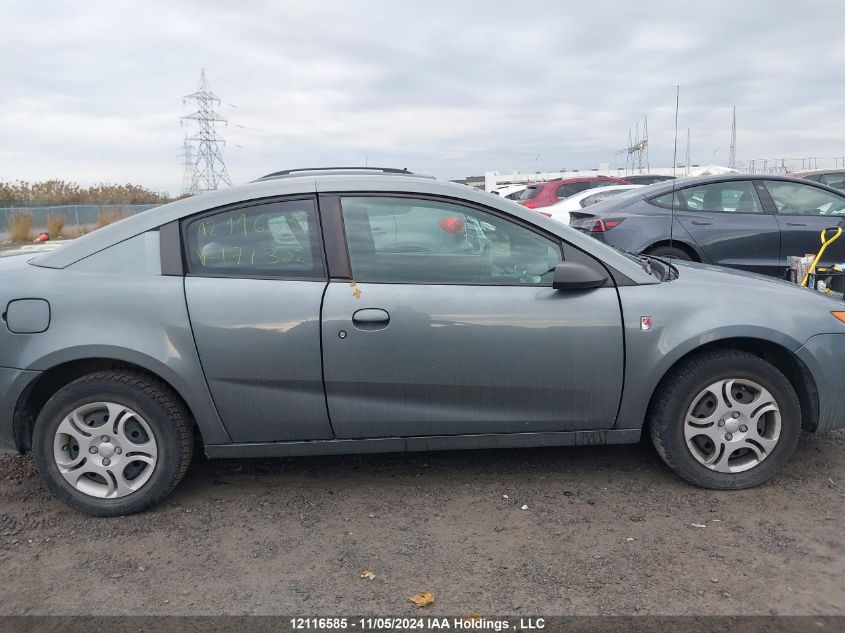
[
  {"left": 794, "top": 168, "right": 845, "bottom": 177},
  {"left": 631, "top": 172, "right": 845, "bottom": 195},
  {"left": 583, "top": 172, "right": 845, "bottom": 216},
  {"left": 527, "top": 176, "right": 626, "bottom": 187},
  {"left": 569, "top": 184, "right": 641, "bottom": 198},
  {"left": 31, "top": 173, "right": 654, "bottom": 283}
]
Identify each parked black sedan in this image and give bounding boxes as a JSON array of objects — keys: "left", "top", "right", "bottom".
[{"left": 569, "top": 175, "right": 845, "bottom": 278}]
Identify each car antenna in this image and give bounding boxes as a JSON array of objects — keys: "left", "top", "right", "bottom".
[
  {"left": 669, "top": 85, "right": 680, "bottom": 258},
  {"left": 669, "top": 86, "right": 681, "bottom": 261}
]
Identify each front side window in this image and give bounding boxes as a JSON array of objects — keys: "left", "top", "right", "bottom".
[
  {"left": 185, "top": 199, "right": 324, "bottom": 278},
  {"left": 764, "top": 180, "right": 845, "bottom": 216},
  {"left": 680, "top": 181, "right": 762, "bottom": 213},
  {"left": 341, "top": 196, "right": 562, "bottom": 285},
  {"left": 819, "top": 173, "right": 845, "bottom": 190}
]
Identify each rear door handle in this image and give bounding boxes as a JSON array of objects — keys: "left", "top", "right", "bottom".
[
  {"left": 785, "top": 222, "right": 807, "bottom": 226},
  {"left": 690, "top": 221, "right": 711, "bottom": 226},
  {"left": 352, "top": 308, "right": 390, "bottom": 330}
]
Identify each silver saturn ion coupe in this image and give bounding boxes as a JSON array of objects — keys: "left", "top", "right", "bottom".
[{"left": 1, "top": 167, "right": 844, "bottom": 516}]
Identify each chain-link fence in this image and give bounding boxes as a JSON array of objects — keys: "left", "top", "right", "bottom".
[{"left": 0, "top": 204, "right": 160, "bottom": 241}]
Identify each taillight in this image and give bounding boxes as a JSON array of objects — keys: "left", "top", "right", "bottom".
[
  {"left": 589, "top": 218, "right": 624, "bottom": 233},
  {"left": 523, "top": 200, "right": 537, "bottom": 209}
]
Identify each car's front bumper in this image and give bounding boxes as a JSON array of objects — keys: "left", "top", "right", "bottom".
[
  {"left": 0, "top": 366, "right": 41, "bottom": 452},
  {"left": 797, "top": 333, "right": 845, "bottom": 432}
]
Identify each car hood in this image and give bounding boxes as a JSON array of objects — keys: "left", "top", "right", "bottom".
[{"left": 670, "top": 258, "right": 844, "bottom": 307}]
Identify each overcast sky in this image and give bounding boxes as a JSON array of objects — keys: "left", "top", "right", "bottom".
[{"left": 2, "top": 0, "right": 844, "bottom": 195}]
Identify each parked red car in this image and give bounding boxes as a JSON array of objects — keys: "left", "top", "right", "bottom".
[{"left": 518, "top": 176, "right": 631, "bottom": 209}]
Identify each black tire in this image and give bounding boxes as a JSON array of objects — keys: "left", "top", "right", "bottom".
[
  {"left": 645, "top": 246, "right": 693, "bottom": 261},
  {"left": 32, "top": 370, "right": 193, "bottom": 516},
  {"left": 648, "top": 350, "right": 801, "bottom": 489}
]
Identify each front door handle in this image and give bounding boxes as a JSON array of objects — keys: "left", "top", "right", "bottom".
[
  {"left": 785, "top": 222, "right": 807, "bottom": 226},
  {"left": 690, "top": 220, "right": 711, "bottom": 226},
  {"left": 352, "top": 308, "right": 390, "bottom": 330}
]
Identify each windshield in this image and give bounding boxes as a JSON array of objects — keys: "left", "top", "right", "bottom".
[{"left": 519, "top": 186, "right": 541, "bottom": 200}]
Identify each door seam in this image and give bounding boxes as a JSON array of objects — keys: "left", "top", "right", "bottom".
[{"left": 318, "top": 280, "right": 337, "bottom": 438}]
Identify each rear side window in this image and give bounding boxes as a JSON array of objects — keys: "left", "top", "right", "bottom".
[
  {"left": 650, "top": 191, "right": 683, "bottom": 208},
  {"left": 184, "top": 199, "right": 325, "bottom": 278},
  {"left": 680, "top": 181, "right": 762, "bottom": 213},
  {"left": 556, "top": 180, "right": 616, "bottom": 199}
]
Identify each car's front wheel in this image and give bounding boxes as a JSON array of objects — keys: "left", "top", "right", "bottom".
[
  {"left": 649, "top": 350, "right": 802, "bottom": 489},
  {"left": 32, "top": 370, "right": 193, "bottom": 516}
]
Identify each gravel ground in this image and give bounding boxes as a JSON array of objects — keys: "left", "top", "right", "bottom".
[{"left": 0, "top": 432, "right": 843, "bottom": 616}]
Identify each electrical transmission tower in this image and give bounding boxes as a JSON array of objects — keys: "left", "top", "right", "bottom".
[
  {"left": 180, "top": 136, "right": 195, "bottom": 196},
  {"left": 181, "top": 69, "right": 231, "bottom": 194},
  {"left": 728, "top": 106, "right": 737, "bottom": 169},
  {"left": 625, "top": 114, "right": 649, "bottom": 174}
]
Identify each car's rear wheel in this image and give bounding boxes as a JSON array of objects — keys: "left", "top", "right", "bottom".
[
  {"left": 645, "top": 246, "right": 693, "bottom": 261},
  {"left": 648, "top": 350, "right": 801, "bottom": 489},
  {"left": 32, "top": 370, "right": 193, "bottom": 516}
]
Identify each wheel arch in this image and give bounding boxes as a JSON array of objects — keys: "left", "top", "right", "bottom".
[
  {"left": 643, "top": 337, "right": 819, "bottom": 433},
  {"left": 13, "top": 350, "right": 229, "bottom": 451},
  {"left": 643, "top": 239, "right": 702, "bottom": 262}
]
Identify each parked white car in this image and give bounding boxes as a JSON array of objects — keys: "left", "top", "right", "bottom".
[
  {"left": 491, "top": 184, "right": 528, "bottom": 200},
  {"left": 541, "top": 185, "right": 643, "bottom": 224}
]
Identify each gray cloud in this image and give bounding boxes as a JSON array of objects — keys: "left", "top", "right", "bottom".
[{"left": 1, "top": 0, "right": 843, "bottom": 194}]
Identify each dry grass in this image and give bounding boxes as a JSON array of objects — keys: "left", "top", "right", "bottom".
[
  {"left": 63, "top": 226, "right": 90, "bottom": 238},
  {"left": 9, "top": 213, "right": 34, "bottom": 243},
  {"left": 96, "top": 209, "right": 127, "bottom": 228},
  {"left": 46, "top": 215, "right": 66, "bottom": 239}
]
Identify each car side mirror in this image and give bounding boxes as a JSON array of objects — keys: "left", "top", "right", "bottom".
[{"left": 552, "top": 262, "right": 608, "bottom": 291}]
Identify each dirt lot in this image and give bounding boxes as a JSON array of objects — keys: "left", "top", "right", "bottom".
[{"left": 0, "top": 431, "right": 843, "bottom": 616}]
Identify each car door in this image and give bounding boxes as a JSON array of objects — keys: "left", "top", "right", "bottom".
[
  {"left": 320, "top": 194, "right": 624, "bottom": 439},
  {"left": 182, "top": 197, "right": 334, "bottom": 443},
  {"left": 670, "top": 179, "right": 781, "bottom": 275},
  {"left": 761, "top": 180, "right": 845, "bottom": 272}
]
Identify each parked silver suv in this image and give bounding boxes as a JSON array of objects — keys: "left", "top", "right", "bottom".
[{"left": 2, "top": 167, "right": 844, "bottom": 515}]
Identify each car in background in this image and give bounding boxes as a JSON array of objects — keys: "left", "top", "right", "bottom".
[
  {"left": 623, "top": 174, "right": 676, "bottom": 186},
  {"left": 568, "top": 175, "right": 845, "bottom": 278},
  {"left": 517, "top": 176, "right": 630, "bottom": 209},
  {"left": 491, "top": 184, "right": 528, "bottom": 200},
  {"left": 540, "top": 185, "right": 643, "bottom": 225},
  {"left": 795, "top": 169, "right": 845, "bottom": 192}
]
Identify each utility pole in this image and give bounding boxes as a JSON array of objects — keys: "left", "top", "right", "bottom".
[
  {"left": 728, "top": 106, "right": 737, "bottom": 169},
  {"left": 181, "top": 69, "right": 232, "bottom": 194}
]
